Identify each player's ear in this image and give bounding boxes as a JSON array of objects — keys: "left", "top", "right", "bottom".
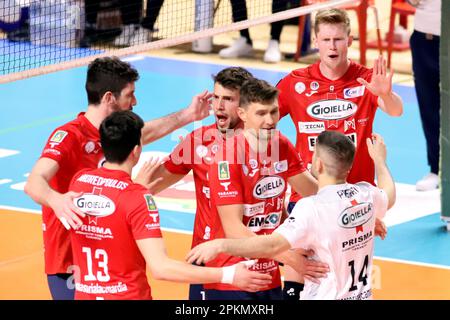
[
  {"left": 102, "top": 91, "right": 115, "bottom": 106},
  {"left": 237, "top": 107, "right": 247, "bottom": 122},
  {"left": 131, "top": 144, "right": 142, "bottom": 161},
  {"left": 347, "top": 34, "right": 353, "bottom": 47}
]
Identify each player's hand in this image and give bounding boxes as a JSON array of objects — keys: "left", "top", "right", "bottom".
[
  {"left": 186, "top": 239, "right": 224, "bottom": 265},
  {"left": 289, "top": 249, "right": 329, "bottom": 284},
  {"left": 133, "top": 157, "right": 164, "bottom": 193},
  {"left": 49, "top": 191, "right": 85, "bottom": 230},
  {"left": 232, "top": 262, "right": 272, "bottom": 292},
  {"left": 375, "top": 218, "right": 387, "bottom": 240},
  {"left": 357, "top": 55, "right": 394, "bottom": 98},
  {"left": 186, "top": 90, "right": 213, "bottom": 122},
  {"left": 366, "top": 133, "right": 387, "bottom": 165}
]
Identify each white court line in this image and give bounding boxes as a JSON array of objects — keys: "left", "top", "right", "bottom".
[
  {"left": 0, "top": 205, "right": 41, "bottom": 214},
  {"left": 0, "top": 179, "right": 12, "bottom": 185},
  {"left": 374, "top": 256, "right": 450, "bottom": 271},
  {"left": 0, "top": 148, "right": 19, "bottom": 158},
  {"left": 122, "top": 55, "right": 146, "bottom": 62},
  {"left": 384, "top": 183, "right": 440, "bottom": 227}
]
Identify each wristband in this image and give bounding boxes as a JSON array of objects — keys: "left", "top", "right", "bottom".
[{"left": 221, "top": 265, "right": 236, "bottom": 284}]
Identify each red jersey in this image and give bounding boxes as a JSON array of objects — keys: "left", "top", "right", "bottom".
[
  {"left": 69, "top": 167, "right": 162, "bottom": 300},
  {"left": 277, "top": 61, "right": 379, "bottom": 203},
  {"left": 164, "top": 123, "right": 224, "bottom": 248},
  {"left": 39, "top": 112, "right": 103, "bottom": 274},
  {"left": 206, "top": 131, "right": 306, "bottom": 291}
]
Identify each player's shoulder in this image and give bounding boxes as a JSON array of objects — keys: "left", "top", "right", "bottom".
[
  {"left": 50, "top": 117, "right": 84, "bottom": 141},
  {"left": 70, "top": 167, "right": 96, "bottom": 185},
  {"left": 350, "top": 60, "right": 372, "bottom": 77},
  {"left": 121, "top": 183, "right": 156, "bottom": 208},
  {"left": 289, "top": 64, "right": 314, "bottom": 79},
  {"left": 355, "top": 181, "right": 376, "bottom": 191},
  {"left": 291, "top": 196, "right": 316, "bottom": 216}
]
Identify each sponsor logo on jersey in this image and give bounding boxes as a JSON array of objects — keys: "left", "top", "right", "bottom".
[
  {"left": 74, "top": 194, "right": 116, "bottom": 217},
  {"left": 196, "top": 145, "right": 208, "bottom": 158},
  {"left": 338, "top": 202, "right": 373, "bottom": 230},
  {"left": 249, "top": 259, "right": 277, "bottom": 272},
  {"left": 202, "top": 186, "right": 210, "bottom": 199},
  {"left": 247, "top": 212, "right": 281, "bottom": 231},
  {"left": 220, "top": 182, "right": 231, "bottom": 191},
  {"left": 218, "top": 190, "right": 239, "bottom": 198},
  {"left": 50, "top": 130, "right": 68, "bottom": 143},
  {"left": 218, "top": 161, "right": 230, "bottom": 180},
  {"left": 358, "top": 117, "right": 370, "bottom": 126},
  {"left": 249, "top": 159, "right": 258, "bottom": 170},
  {"left": 342, "top": 230, "right": 372, "bottom": 249},
  {"left": 78, "top": 224, "right": 113, "bottom": 237},
  {"left": 295, "top": 82, "right": 306, "bottom": 94},
  {"left": 211, "top": 144, "right": 219, "bottom": 154},
  {"left": 253, "top": 176, "right": 285, "bottom": 199},
  {"left": 298, "top": 121, "right": 325, "bottom": 134},
  {"left": 84, "top": 141, "right": 96, "bottom": 154},
  {"left": 343, "top": 85, "right": 365, "bottom": 99},
  {"left": 305, "top": 90, "right": 318, "bottom": 97},
  {"left": 203, "top": 226, "right": 211, "bottom": 240},
  {"left": 346, "top": 132, "right": 357, "bottom": 147},
  {"left": 144, "top": 194, "right": 158, "bottom": 211},
  {"left": 307, "top": 99, "right": 357, "bottom": 120},
  {"left": 307, "top": 136, "right": 317, "bottom": 151},
  {"left": 43, "top": 148, "right": 61, "bottom": 156},
  {"left": 336, "top": 186, "right": 359, "bottom": 199},
  {"left": 310, "top": 81, "right": 320, "bottom": 90},
  {"left": 274, "top": 160, "right": 288, "bottom": 173},
  {"left": 344, "top": 119, "right": 356, "bottom": 132},
  {"left": 243, "top": 202, "right": 265, "bottom": 217}
]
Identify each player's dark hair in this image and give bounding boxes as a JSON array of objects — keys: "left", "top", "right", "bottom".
[
  {"left": 239, "top": 78, "right": 279, "bottom": 109},
  {"left": 316, "top": 130, "right": 355, "bottom": 179},
  {"left": 213, "top": 67, "right": 254, "bottom": 90},
  {"left": 86, "top": 56, "right": 139, "bottom": 105},
  {"left": 314, "top": 8, "right": 351, "bottom": 35},
  {"left": 100, "top": 111, "right": 144, "bottom": 164}
]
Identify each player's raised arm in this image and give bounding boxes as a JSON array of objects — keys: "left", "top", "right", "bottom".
[
  {"left": 357, "top": 55, "right": 403, "bottom": 117},
  {"left": 141, "top": 91, "right": 213, "bottom": 145},
  {"left": 366, "top": 133, "right": 396, "bottom": 209}
]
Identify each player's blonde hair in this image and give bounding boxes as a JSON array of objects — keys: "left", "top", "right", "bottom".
[{"left": 314, "top": 8, "right": 351, "bottom": 35}]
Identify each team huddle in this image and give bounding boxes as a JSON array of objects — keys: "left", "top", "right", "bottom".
[{"left": 25, "top": 9, "right": 402, "bottom": 300}]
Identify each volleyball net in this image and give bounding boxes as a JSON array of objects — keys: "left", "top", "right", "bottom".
[{"left": 0, "top": 0, "right": 355, "bottom": 83}]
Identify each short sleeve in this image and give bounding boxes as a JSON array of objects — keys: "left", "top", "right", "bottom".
[
  {"left": 371, "top": 186, "right": 388, "bottom": 219},
  {"left": 127, "top": 191, "right": 163, "bottom": 240},
  {"left": 285, "top": 138, "right": 306, "bottom": 177},
  {"left": 276, "top": 75, "right": 291, "bottom": 119},
  {"left": 164, "top": 132, "right": 194, "bottom": 175},
  {"left": 209, "top": 158, "right": 244, "bottom": 206},
  {"left": 40, "top": 128, "right": 77, "bottom": 165},
  {"left": 274, "top": 198, "right": 315, "bottom": 249}
]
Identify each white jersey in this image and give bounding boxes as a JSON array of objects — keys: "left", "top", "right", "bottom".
[{"left": 275, "top": 182, "right": 388, "bottom": 300}]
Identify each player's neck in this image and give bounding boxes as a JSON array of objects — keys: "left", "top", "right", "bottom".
[
  {"left": 243, "top": 130, "right": 269, "bottom": 154},
  {"left": 85, "top": 104, "right": 109, "bottom": 129},
  {"left": 319, "top": 59, "right": 350, "bottom": 81},
  {"left": 103, "top": 161, "right": 133, "bottom": 176},
  {"left": 318, "top": 175, "right": 346, "bottom": 189}
]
